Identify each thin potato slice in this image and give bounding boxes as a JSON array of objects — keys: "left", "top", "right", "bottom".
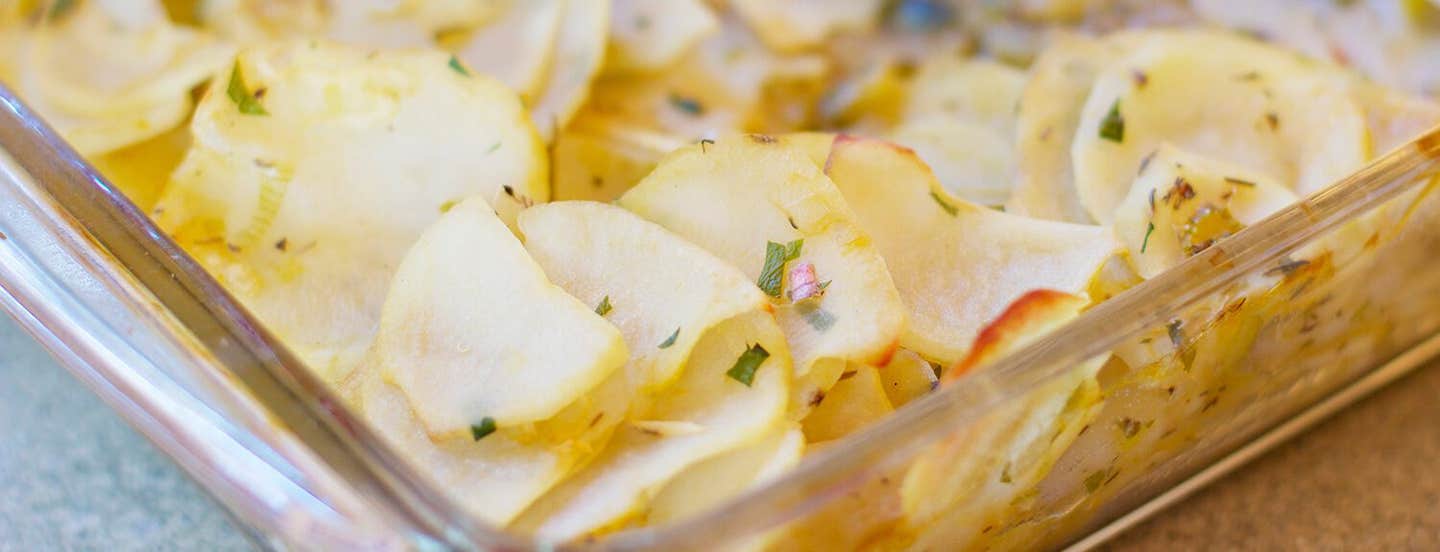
[
  {"left": 550, "top": 114, "right": 680, "bottom": 202},
  {"left": 619, "top": 135, "right": 906, "bottom": 416},
  {"left": 902, "top": 57, "right": 1027, "bottom": 137},
  {"left": 372, "top": 197, "right": 627, "bottom": 438},
  {"left": 518, "top": 201, "right": 769, "bottom": 396},
  {"left": 900, "top": 291, "right": 1105, "bottom": 549},
  {"left": 647, "top": 425, "right": 804, "bottom": 525},
  {"left": 801, "top": 365, "right": 895, "bottom": 443},
  {"left": 606, "top": 0, "right": 719, "bottom": 74},
  {"left": 823, "top": 136, "right": 1118, "bottom": 365},
  {"left": 1112, "top": 145, "right": 1298, "bottom": 279},
  {"left": 13, "top": 0, "right": 233, "bottom": 155},
  {"left": 512, "top": 310, "right": 791, "bottom": 542},
  {"left": 455, "top": 0, "right": 564, "bottom": 101},
  {"left": 155, "top": 41, "right": 547, "bottom": 382},
  {"left": 879, "top": 348, "right": 939, "bottom": 408},
  {"left": 1071, "top": 30, "right": 1368, "bottom": 223},
  {"left": 727, "top": 0, "right": 885, "bottom": 53},
  {"left": 530, "top": 0, "right": 611, "bottom": 140},
  {"left": 886, "top": 120, "right": 1016, "bottom": 207}
]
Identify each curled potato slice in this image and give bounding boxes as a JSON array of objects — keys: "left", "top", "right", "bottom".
[
  {"left": 800, "top": 364, "right": 895, "bottom": 443},
  {"left": 647, "top": 424, "right": 804, "bottom": 526},
  {"left": 886, "top": 120, "right": 1015, "bottom": 207},
  {"left": 156, "top": 41, "right": 547, "bottom": 382},
  {"left": 879, "top": 348, "right": 939, "bottom": 408},
  {"left": 1113, "top": 145, "right": 1298, "bottom": 279},
  {"left": 373, "top": 197, "right": 626, "bottom": 437},
  {"left": 1071, "top": 30, "right": 1368, "bottom": 223},
  {"left": 619, "top": 135, "right": 906, "bottom": 415},
  {"left": 10, "top": 0, "right": 232, "bottom": 156},
  {"left": 530, "top": 0, "right": 611, "bottom": 140},
  {"left": 550, "top": 114, "right": 681, "bottom": 202},
  {"left": 512, "top": 310, "right": 790, "bottom": 542},
  {"left": 518, "top": 201, "right": 769, "bottom": 397},
  {"left": 454, "top": 0, "right": 564, "bottom": 101},
  {"left": 902, "top": 57, "right": 1027, "bottom": 138},
  {"left": 605, "top": 0, "right": 719, "bottom": 74},
  {"left": 823, "top": 135, "right": 1118, "bottom": 366}
]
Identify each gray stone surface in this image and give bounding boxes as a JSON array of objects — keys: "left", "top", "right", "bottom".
[{"left": 0, "top": 315, "right": 249, "bottom": 551}]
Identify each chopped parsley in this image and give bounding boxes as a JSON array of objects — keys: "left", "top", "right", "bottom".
[
  {"left": 658, "top": 327, "right": 680, "bottom": 349},
  {"left": 797, "top": 301, "right": 837, "bottom": 332},
  {"left": 595, "top": 295, "right": 613, "bottom": 316},
  {"left": 1083, "top": 469, "right": 1108, "bottom": 493},
  {"left": 485, "top": 142, "right": 502, "bottom": 154},
  {"left": 757, "top": 239, "right": 803, "bottom": 297},
  {"left": 668, "top": 93, "right": 704, "bottom": 116},
  {"left": 1140, "top": 222, "right": 1155, "bottom": 253},
  {"left": 439, "top": 199, "right": 461, "bottom": 213},
  {"left": 930, "top": 190, "right": 959, "bottom": 216},
  {"left": 226, "top": 62, "right": 269, "bottom": 116},
  {"left": 48, "top": 0, "right": 76, "bottom": 19},
  {"left": 726, "top": 343, "right": 770, "bottom": 386},
  {"left": 1098, "top": 99, "right": 1124, "bottom": 142},
  {"left": 470, "top": 417, "right": 497, "bottom": 441},
  {"left": 448, "top": 55, "right": 471, "bottom": 77}
]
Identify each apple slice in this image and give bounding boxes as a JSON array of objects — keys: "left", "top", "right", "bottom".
[
  {"left": 518, "top": 200, "right": 769, "bottom": 398},
  {"left": 1112, "top": 145, "right": 1298, "bottom": 279},
  {"left": 512, "top": 310, "right": 791, "bottom": 542},
  {"left": 155, "top": 41, "right": 547, "bottom": 383},
  {"left": 371, "top": 197, "right": 626, "bottom": 438},
  {"left": 605, "top": 0, "right": 719, "bottom": 74},
  {"left": 1071, "top": 30, "right": 1368, "bottom": 223},
  {"left": 823, "top": 135, "right": 1118, "bottom": 366},
  {"left": 618, "top": 134, "right": 906, "bottom": 415}
]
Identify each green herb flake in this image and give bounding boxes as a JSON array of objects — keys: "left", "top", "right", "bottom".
[
  {"left": 470, "top": 417, "right": 497, "bottom": 441},
  {"left": 797, "top": 302, "right": 837, "bottom": 332},
  {"left": 48, "top": 0, "right": 76, "bottom": 19},
  {"left": 226, "top": 62, "right": 269, "bottom": 116},
  {"left": 1098, "top": 99, "right": 1124, "bottom": 142},
  {"left": 448, "top": 55, "right": 471, "bottom": 77},
  {"left": 929, "top": 190, "right": 959, "bottom": 216},
  {"left": 668, "top": 93, "right": 704, "bottom": 116},
  {"left": 595, "top": 295, "right": 613, "bottom": 316},
  {"left": 1223, "top": 176, "right": 1256, "bottom": 187},
  {"left": 439, "top": 199, "right": 461, "bottom": 213},
  {"left": 757, "top": 239, "right": 804, "bottom": 297},
  {"left": 1140, "top": 222, "right": 1155, "bottom": 253},
  {"left": 726, "top": 343, "right": 770, "bottom": 386},
  {"left": 1083, "top": 469, "right": 1108, "bottom": 493},
  {"left": 658, "top": 327, "right": 680, "bottom": 349},
  {"left": 485, "top": 141, "right": 502, "bottom": 154}
]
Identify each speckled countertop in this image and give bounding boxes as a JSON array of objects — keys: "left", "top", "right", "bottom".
[{"left": 3, "top": 311, "right": 1438, "bottom": 551}]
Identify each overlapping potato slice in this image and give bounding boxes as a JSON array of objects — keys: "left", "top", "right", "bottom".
[
  {"left": 155, "top": 41, "right": 547, "bottom": 382},
  {"left": 1006, "top": 32, "right": 1130, "bottom": 223},
  {"left": 530, "top": 0, "right": 611, "bottom": 140},
  {"left": 518, "top": 201, "right": 769, "bottom": 399},
  {"left": 900, "top": 291, "right": 1105, "bottom": 549},
  {"left": 879, "top": 348, "right": 939, "bottom": 408},
  {"left": 372, "top": 197, "right": 626, "bottom": 437},
  {"left": 618, "top": 135, "right": 906, "bottom": 415},
  {"left": 1071, "top": 30, "right": 1368, "bottom": 223},
  {"left": 902, "top": 58, "right": 1026, "bottom": 137},
  {"left": 551, "top": 114, "right": 683, "bottom": 202},
  {"left": 605, "top": 0, "right": 719, "bottom": 74},
  {"left": 9, "top": 0, "right": 232, "bottom": 156},
  {"left": 512, "top": 310, "right": 790, "bottom": 542},
  {"left": 886, "top": 120, "right": 1015, "bottom": 206},
  {"left": 1113, "top": 145, "right": 1298, "bottom": 279},
  {"left": 453, "top": 0, "right": 564, "bottom": 102},
  {"left": 801, "top": 365, "right": 895, "bottom": 443},
  {"left": 823, "top": 136, "right": 1118, "bottom": 366},
  {"left": 727, "top": 0, "right": 885, "bottom": 53},
  {"left": 647, "top": 424, "right": 804, "bottom": 525}
]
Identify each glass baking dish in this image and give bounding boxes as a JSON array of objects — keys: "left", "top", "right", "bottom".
[{"left": 4, "top": 40, "right": 1440, "bottom": 552}]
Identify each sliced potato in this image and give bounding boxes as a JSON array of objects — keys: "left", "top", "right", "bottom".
[
  {"left": 518, "top": 201, "right": 769, "bottom": 397},
  {"left": 823, "top": 136, "right": 1118, "bottom": 365},
  {"left": 727, "top": 0, "right": 885, "bottom": 53},
  {"left": 198, "top": 0, "right": 329, "bottom": 42},
  {"left": 901, "top": 291, "right": 1104, "bottom": 547},
  {"left": 372, "top": 197, "right": 626, "bottom": 438},
  {"left": 12, "top": 0, "right": 233, "bottom": 155},
  {"left": 619, "top": 135, "right": 906, "bottom": 416},
  {"left": 1112, "top": 145, "right": 1298, "bottom": 279},
  {"left": 551, "top": 114, "right": 680, "bottom": 202},
  {"left": 512, "top": 310, "right": 791, "bottom": 542},
  {"left": 455, "top": 0, "right": 564, "bottom": 101},
  {"left": 605, "top": 0, "right": 719, "bottom": 74},
  {"left": 879, "top": 348, "right": 939, "bottom": 408},
  {"left": 530, "top": 0, "right": 611, "bottom": 140},
  {"left": 886, "top": 119, "right": 1016, "bottom": 207},
  {"left": 1071, "top": 30, "right": 1368, "bottom": 223},
  {"left": 155, "top": 41, "right": 547, "bottom": 383},
  {"left": 1006, "top": 32, "right": 1127, "bottom": 223},
  {"left": 647, "top": 424, "right": 804, "bottom": 525},
  {"left": 801, "top": 365, "right": 895, "bottom": 443},
  {"left": 902, "top": 57, "right": 1027, "bottom": 137},
  {"left": 89, "top": 124, "right": 191, "bottom": 210}
]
